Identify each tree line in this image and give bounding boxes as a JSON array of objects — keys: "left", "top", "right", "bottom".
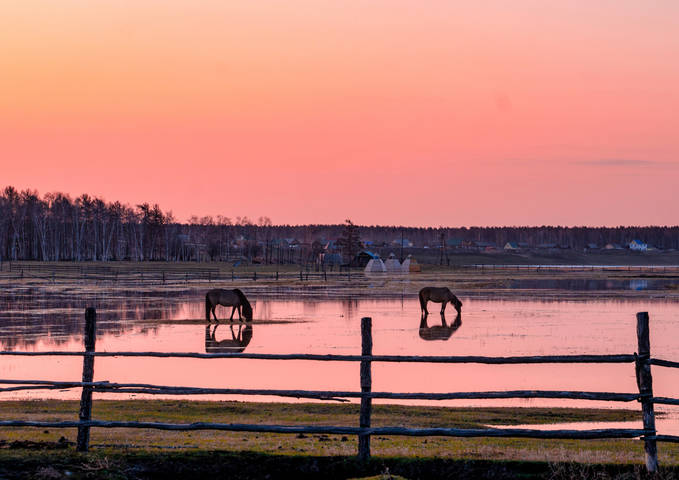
[{"left": 1, "top": 186, "right": 677, "bottom": 263}]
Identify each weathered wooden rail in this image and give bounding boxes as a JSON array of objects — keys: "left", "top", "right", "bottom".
[
  {"left": 1, "top": 310, "right": 679, "bottom": 472},
  {"left": 3, "top": 262, "right": 360, "bottom": 284}
]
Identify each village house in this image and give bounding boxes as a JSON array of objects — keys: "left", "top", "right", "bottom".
[
  {"left": 473, "top": 241, "right": 496, "bottom": 249},
  {"left": 504, "top": 242, "right": 519, "bottom": 251},
  {"left": 392, "top": 238, "right": 413, "bottom": 247},
  {"left": 446, "top": 238, "right": 466, "bottom": 249},
  {"left": 629, "top": 239, "right": 648, "bottom": 252},
  {"left": 504, "top": 242, "right": 530, "bottom": 251},
  {"left": 352, "top": 250, "right": 380, "bottom": 268}
]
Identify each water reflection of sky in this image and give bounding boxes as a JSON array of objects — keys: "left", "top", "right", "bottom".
[{"left": 2, "top": 293, "right": 679, "bottom": 432}]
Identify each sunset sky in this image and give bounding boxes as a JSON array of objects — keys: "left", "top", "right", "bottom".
[{"left": 1, "top": 1, "right": 678, "bottom": 226}]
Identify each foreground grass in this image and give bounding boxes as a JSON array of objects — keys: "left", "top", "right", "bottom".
[
  {"left": 0, "top": 401, "right": 676, "bottom": 464},
  {"left": 4, "top": 450, "right": 679, "bottom": 480},
  {"left": 2, "top": 401, "right": 679, "bottom": 478}
]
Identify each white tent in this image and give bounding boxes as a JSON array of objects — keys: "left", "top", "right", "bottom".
[
  {"left": 384, "top": 253, "right": 402, "bottom": 272},
  {"left": 364, "top": 257, "right": 387, "bottom": 273},
  {"left": 401, "top": 254, "right": 421, "bottom": 272}
]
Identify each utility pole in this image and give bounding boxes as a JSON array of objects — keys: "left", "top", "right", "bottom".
[
  {"left": 400, "top": 230, "right": 404, "bottom": 263},
  {"left": 439, "top": 231, "right": 448, "bottom": 266}
]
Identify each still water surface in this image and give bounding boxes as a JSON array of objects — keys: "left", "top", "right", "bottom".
[{"left": 2, "top": 292, "right": 679, "bottom": 431}]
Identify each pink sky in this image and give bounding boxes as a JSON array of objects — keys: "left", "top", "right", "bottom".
[{"left": 1, "top": 1, "right": 678, "bottom": 226}]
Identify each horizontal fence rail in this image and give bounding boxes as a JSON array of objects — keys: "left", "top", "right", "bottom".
[
  {"left": 2, "top": 263, "right": 365, "bottom": 285},
  {"left": 651, "top": 358, "right": 679, "bottom": 369},
  {"left": 0, "top": 351, "right": 637, "bottom": 363},
  {"left": 0, "top": 420, "right": 652, "bottom": 440},
  {"left": 0, "top": 380, "right": 645, "bottom": 402},
  {"left": 1, "top": 310, "right": 678, "bottom": 472}
]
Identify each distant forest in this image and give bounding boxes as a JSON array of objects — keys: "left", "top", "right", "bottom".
[{"left": 1, "top": 186, "right": 678, "bottom": 263}]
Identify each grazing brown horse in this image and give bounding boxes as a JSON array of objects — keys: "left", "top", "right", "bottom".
[
  {"left": 418, "top": 287, "right": 462, "bottom": 315},
  {"left": 205, "top": 288, "right": 253, "bottom": 322},
  {"left": 205, "top": 324, "right": 253, "bottom": 353},
  {"left": 419, "top": 312, "right": 462, "bottom": 341}
]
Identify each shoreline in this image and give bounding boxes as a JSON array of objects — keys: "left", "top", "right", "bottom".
[{"left": 0, "top": 262, "right": 678, "bottom": 302}]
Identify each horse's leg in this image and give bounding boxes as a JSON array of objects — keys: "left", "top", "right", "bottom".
[
  {"left": 230, "top": 306, "right": 236, "bottom": 321},
  {"left": 237, "top": 305, "right": 242, "bottom": 322},
  {"left": 441, "top": 301, "right": 446, "bottom": 314},
  {"left": 211, "top": 306, "right": 219, "bottom": 322},
  {"left": 423, "top": 300, "right": 429, "bottom": 315}
]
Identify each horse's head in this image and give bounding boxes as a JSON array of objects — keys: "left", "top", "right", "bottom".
[
  {"left": 242, "top": 302, "right": 253, "bottom": 322},
  {"left": 451, "top": 296, "right": 463, "bottom": 314}
]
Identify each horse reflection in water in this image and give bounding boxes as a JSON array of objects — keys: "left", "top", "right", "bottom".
[
  {"left": 205, "top": 323, "right": 253, "bottom": 353},
  {"left": 419, "top": 312, "right": 462, "bottom": 341}
]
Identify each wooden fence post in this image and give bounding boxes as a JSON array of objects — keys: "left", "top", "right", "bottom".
[
  {"left": 358, "top": 317, "right": 372, "bottom": 460},
  {"left": 636, "top": 311, "right": 658, "bottom": 472},
  {"left": 77, "top": 307, "right": 97, "bottom": 452}
]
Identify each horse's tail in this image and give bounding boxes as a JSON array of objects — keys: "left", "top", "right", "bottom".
[
  {"left": 205, "top": 293, "right": 211, "bottom": 321},
  {"left": 418, "top": 288, "right": 427, "bottom": 311},
  {"left": 233, "top": 288, "right": 253, "bottom": 320}
]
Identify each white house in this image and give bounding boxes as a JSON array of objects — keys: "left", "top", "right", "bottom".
[
  {"left": 504, "top": 242, "right": 519, "bottom": 251},
  {"left": 629, "top": 239, "right": 648, "bottom": 252}
]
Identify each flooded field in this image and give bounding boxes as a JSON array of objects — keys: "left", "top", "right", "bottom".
[{"left": 2, "top": 288, "right": 679, "bottom": 432}]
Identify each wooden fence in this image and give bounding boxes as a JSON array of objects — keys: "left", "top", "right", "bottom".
[
  {"left": 1, "top": 310, "right": 679, "bottom": 472},
  {"left": 2, "top": 262, "right": 355, "bottom": 284}
]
